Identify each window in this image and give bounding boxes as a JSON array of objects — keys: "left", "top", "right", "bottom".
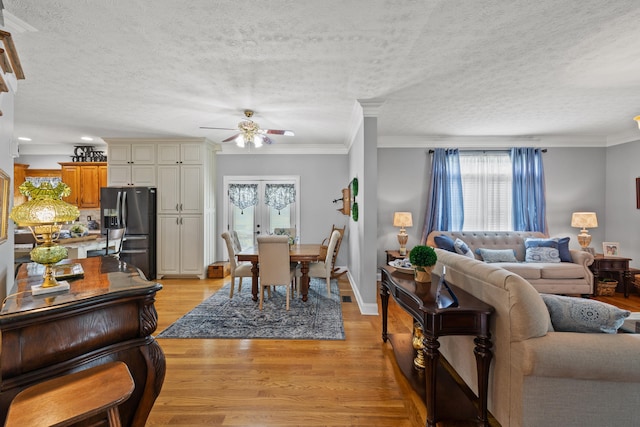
[
  {"left": 459, "top": 152, "right": 512, "bottom": 231},
  {"left": 223, "top": 176, "right": 300, "bottom": 249}
]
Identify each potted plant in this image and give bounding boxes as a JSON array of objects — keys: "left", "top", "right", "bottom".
[{"left": 409, "top": 245, "right": 437, "bottom": 283}]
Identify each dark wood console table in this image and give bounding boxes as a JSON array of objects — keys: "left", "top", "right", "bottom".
[
  {"left": 590, "top": 255, "right": 633, "bottom": 298},
  {"left": 0, "top": 257, "right": 165, "bottom": 426},
  {"left": 379, "top": 266, "right": 494, "bottom": 427}
]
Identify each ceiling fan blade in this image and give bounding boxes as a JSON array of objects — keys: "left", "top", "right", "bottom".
[
  {"left": 263, "top": 129, "right": 295, "bottom": 136},
  {"left": 263, "top": 135, "right": 275, "bottom": 145},
  {"left": 222, "top": 133, "right": 242, "bottom": 142},
  {"left": 200, "top": 126, "right": 237, "bottom": 131}
]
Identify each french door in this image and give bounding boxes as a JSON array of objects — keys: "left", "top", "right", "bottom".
[{"left": 223, "top": 176, "right": 300, "bottom": 250}]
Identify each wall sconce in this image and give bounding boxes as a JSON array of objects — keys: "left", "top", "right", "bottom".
[
  {"left": 634, "top": 115, "right": 640, "bottom": 129},
  {"left": 10, "top": 181, "right": 80, "bottom": 294},
  {"left": 571, "top": 212, "right": 598, "bottom": 251},
  {"left": 393, "top": 212, "right": 413, "bottom": 256}
]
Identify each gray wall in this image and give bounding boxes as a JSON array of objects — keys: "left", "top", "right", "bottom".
[
  {"left": 215, "top": 154, "right": 350, "bottom": 266},
  {"left": 377, "top": 146, "right": 609, "bottom": 267},
  {"left": 605, "top": 140, "right": 640, "bottom": 267}
]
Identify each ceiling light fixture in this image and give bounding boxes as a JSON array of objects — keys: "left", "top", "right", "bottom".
[
  {"left": 17, "top": 136, "right": 31, "bottom": 141},
  {"left": 81, "top": 136, "right": 93, "bottom": 141}
]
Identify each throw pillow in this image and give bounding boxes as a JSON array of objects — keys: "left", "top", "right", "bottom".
[
  {"left": 556, "top": 237, "right": 572, "bottom": 263},
  {"left": 434, "top": 234, "right": 456, "bottom": 252},
  {"left": 540, "top": 294, "right": 630, "bottom": 333},
  {"left": 525, "top": 247, "right": 561, "bottom": 263},
  {"left": 453, "top": 238, "right": 474, "bottom": 259},
  {"left": 475, "top": 248, "right": 518, "bottom": 263},
  {"left": 524, "top": 238, "right": 561, "bottom": 263}
]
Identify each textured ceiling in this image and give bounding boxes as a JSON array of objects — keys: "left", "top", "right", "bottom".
[{"left": 5, "top": 0, "right": 640, "bottom": 155}]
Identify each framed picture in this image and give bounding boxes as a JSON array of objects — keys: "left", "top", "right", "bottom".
[
  {"left": 637, "top": 178, "right": 640, "bottom": 209},
  {"left": 0, "top": 168, "right": 9, "bottom": 244},
  {"left": 602, "top": 242, "right": 620, "bottom": 257}
]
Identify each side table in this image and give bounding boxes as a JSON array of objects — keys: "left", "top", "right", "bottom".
[
  {"left": 590, "top": 255, "right": 633, "bottom": 298},
  {"left": 380, "top": 266, "right": 494, "bottom": 426}
]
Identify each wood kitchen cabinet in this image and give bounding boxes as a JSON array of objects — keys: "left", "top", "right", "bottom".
[{"left": 59, "top": 162, "right": 107, "bottom": 208}]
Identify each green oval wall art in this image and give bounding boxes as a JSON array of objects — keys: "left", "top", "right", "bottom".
[
  {"left": 352, "top": 201, "right": 358, "bottom": 221},
  {"left": 351, "top": 177, "right": 358, "bottom": 197}
]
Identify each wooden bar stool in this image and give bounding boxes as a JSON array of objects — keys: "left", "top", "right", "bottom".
[{"left": 5, "top": 361, "right": 134, "bottom": 427}]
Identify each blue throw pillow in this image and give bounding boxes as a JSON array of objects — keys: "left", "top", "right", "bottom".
[
  {"left": 453, "top": 238, "right": 474, "bottom": 259},
  {"left": 556, "top": 237, "right": 572, "bottom": 262},
  {"left": 475, "top": 248, "right": 518, "bottom": 263},
  {"left": 541, "top": 294, "right": 630, "bottom": 333},
  {"left": 434, "top": 234, "right": 456, "bottom": 252}
]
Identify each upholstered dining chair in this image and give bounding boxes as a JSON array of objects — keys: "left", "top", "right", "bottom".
[
  {"left": 306, "top": 229, "right": 341, "bottom": 296},
  {"left": 87, "top": 228, "right": 126, "bottom": 258},
  {"left": 231, "top": 230, "right": 242, "bottom": 253},
  {"left": 257, "top": 235, "right": 296, "bottom": 310},
  {"left": 221, "top": 232, "right": 253, "bottom": 298}
]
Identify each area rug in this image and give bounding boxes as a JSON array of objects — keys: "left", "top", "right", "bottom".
[{"left": 157, "top": 277, "right": 345, "bottom": 340}]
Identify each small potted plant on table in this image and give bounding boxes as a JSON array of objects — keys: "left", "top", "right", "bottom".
[{"left": 409, "top": 245, "right": 437, "bottom": 283}]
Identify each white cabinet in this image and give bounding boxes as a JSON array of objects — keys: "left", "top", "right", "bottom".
[
  {"left": 157, "top": 214, "right": 204, "bottom": 277},
  {"left": 105, "top": 141, "right": 156, "bottom": 186},
  {"left": 105, "top": 138, "right": 217, "bottom": 278},
  {"left": 157, "top": 143, "right": 203, "bottom": 165}
]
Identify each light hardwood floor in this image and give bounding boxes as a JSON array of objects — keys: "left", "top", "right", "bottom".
[{"left": 148, "top": 274, "right": 640, "bottom": 427}]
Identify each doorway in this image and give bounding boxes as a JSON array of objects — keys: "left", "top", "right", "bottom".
[{"left": 223, "top": 176, "right": 300, "bottom": 250}]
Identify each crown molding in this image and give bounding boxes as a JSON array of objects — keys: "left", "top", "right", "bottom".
[{"left": 378, "top": 134, "right": 609, "bottom": 148}]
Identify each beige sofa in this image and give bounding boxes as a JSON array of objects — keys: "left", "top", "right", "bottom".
[
  {"left": 432, "top": 248, "right": 640, "bottom": 427},
  {"left": 426, "top": 231, "right": 594, "bottom": 295}
]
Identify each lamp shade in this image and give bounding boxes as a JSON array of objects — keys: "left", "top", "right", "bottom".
[
  {"left": 393, "top": 212, "right": 413, "bottom": 228},
  {"left": 10, "top": 181, "right": 79, "bottom": 227},
  {"left": 571, "top": 212, "right": 598, "bottom": 229}
]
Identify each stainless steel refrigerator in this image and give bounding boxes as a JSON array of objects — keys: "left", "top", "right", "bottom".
[{"left": 100, "top": 187, "right": 157, "bottom": 279}]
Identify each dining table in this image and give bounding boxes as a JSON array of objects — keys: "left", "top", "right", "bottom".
[{"left": 237, "top": 244, "right": 321, "bottom": 302}]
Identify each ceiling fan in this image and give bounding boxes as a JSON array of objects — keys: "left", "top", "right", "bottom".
[{"left": 200, "top": 109, "right": 294, "bottom": 148}]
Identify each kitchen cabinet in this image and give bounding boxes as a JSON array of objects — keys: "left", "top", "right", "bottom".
[
  {"left": 13, "top": 163, "right": 29, "bottom": 206},
  {"left": 157, "top": 214, "right": 204, "bottom": 277},
  {"left": 59, "top": 162, "right": 107, "bottom": 209},
  {"left": 104, "top": 138, "right": 217, "bottom": 278},
  {"left": 105, "top": 141, "right": 156, "bottom": 186}
]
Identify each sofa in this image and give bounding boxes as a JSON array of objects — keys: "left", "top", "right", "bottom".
[
  {"left": 426, "top": 231, "right": 595, "bottom": 295},
  {"left": 432, "top": 248, "right": 640, "bottom": 427}
]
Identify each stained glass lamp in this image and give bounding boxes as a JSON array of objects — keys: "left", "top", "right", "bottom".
[{"left": 10, "top": 181, "right": 80, "bottom": 291}]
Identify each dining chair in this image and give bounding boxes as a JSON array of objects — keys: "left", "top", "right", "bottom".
[
  {"left": 257, "top": 235, "right": 296, "bottom": 310},
  {"left": 231, "top": 230, "right": 242, "bottom": 253},
  {"left": 306, "top": 229, "right": 341, "bottom": 296},
  {"left": 321, "top": 224, "right": 345, "bottom": 278},
  {"left": 87, "top": 228, "right": 126, "bottom": 258},
  {"left": 221, "top": 232, "right": 253, "bottom": 298},
  {"left": 5, "top": 361, "right": 134, "bottom": 427}
]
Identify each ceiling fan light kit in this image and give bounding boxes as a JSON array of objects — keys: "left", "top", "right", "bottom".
[{"left": 201, "top": 109, "right": 294, "bottom": 149}]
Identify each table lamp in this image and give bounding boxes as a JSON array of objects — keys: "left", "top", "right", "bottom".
[
  {"left": 10, "top": 181, "right": 80, "bottom": 293},
  {"left": 570, "top": 212, "right": 598, "bottom": 250},
  {"left": 393, "top": 212, "right": 413, "bottom": 256}
]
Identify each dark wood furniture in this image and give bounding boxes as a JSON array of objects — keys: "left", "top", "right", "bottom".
[
  {"left": 590, "top": 254, "right": 633, "bottom": 298},
  {"left": 237, "top": 244, "right": 320, "bottom": 302},
  {"left": 379, "top": 266, "right": 494, "bottom": 427},
  {"left": 5, "top": 361, "right": 134, "bottom": 427},
  {"left": 0, "top": 257, "right": 165, "bottom": 427},
  {"left": 385, "top": 249, "right": 409, "bottom": 264}
]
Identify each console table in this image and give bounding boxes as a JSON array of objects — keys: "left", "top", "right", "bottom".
[
  {"left": 0, "top": 257, "right": 166, "bottom": 426},
  {"left": 590, "top": 255, "right": 633, "bottom": 298},
  {"left": 379, "top": 266, "right": 494, "bottom": 427}
]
